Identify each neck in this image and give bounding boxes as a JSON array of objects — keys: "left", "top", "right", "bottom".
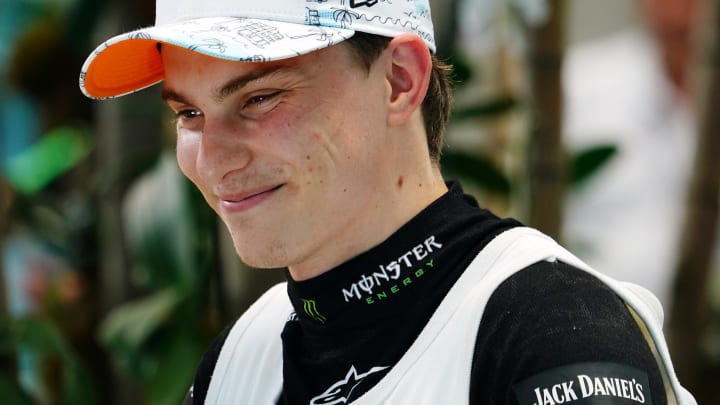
[
  {"left": 287, "top": 171, "right": 447, "bottom": 281},
  {"left": 287, "top": 125, "right": 447, "bottom": 281}
]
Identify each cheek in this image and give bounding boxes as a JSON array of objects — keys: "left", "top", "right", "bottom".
[{"left": 176, "top": 130, "right": 201, "bottom": 184}]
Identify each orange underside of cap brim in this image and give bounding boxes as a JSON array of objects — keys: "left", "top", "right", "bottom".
[{"left": 84, "top": 39, "right": 165, "bottom": 99}]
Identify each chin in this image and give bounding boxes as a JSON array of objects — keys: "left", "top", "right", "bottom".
[{"left": 233, "top": 239, "right": 294, "bottom": 270}]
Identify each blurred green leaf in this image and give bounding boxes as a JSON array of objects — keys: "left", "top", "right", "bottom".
[
  {"left": 570, "top": 144, "right": 618, "bottom": 187},
  {"left": 452, "top": 97, "right": 519, "bottom": 121},
  {"left": 99, "top": 288, "right": 183, "bottom": 359},
  {"left": 124, "top": 153, "right": 213, "bottom": 290},
  {"left": 98, "top": 288, "right": 204, "bottom": 404},
  {"left": 441, "top": 150, "right": 511, "bottom": 195},
  {"left": 3, "top": 126, "right": 92, "bottom": 195}
]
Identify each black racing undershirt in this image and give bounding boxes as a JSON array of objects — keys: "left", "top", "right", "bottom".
[
  {"left": 185, "top": 182, "right": 667, "bottom": 405},
  {"left": 278, "top": 182, "right": 520, "bottom": 404}
]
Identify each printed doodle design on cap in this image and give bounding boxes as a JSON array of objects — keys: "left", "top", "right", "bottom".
[
  {"left": 177, "top": 18, "right": 345, "bottom": 62},
  {"left": 209, "top": 19, "right": 284, "bottom": 50},
  {"left": 306, "top": 0, "right": 432, "bottom": 38},
  {"left": 187, "top": 38, "right": 227, "bottom": 55},
  {"left": 288, "top": 27, "right": 346, "bottom": 43}
]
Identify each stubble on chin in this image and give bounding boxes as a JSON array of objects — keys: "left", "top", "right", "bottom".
[{"left": 228, "top": 225, "right": 291, "bottom": 269}]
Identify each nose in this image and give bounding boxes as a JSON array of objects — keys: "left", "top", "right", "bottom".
[{"left": 196, "top": 116, "right": 253, "bottom": 185}]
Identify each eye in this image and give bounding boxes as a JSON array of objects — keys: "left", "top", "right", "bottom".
[
  {"left": 174, "top": 108, "right": 204, "bottom": 130},
  {"left": 241, "top": 91, "right": 283, "bottom": 117},
  {"left": 247, "top": 93, "right": 275, "bottom": 106},
  {"left": 176, "top": 108, "right": 202, "bottom": 120}
]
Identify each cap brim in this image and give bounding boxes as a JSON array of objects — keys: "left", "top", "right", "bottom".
[{"left": 80, "top": 17, "right": 355, "bottom": 99}]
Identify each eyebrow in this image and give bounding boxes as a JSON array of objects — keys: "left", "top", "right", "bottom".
[
  {"left": 161, "top": 88, "right": 188, "bottom": 104},
  {"left": 161, "top": 64, "right": 298, "bottom": 105}
]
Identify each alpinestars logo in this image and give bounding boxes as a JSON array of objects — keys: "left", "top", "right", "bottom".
[{"left": 310, "top": 365, "right": 389, "bottom": 405}]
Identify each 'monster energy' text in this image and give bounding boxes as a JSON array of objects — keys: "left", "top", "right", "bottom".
[{"left": 341, "top": 236, "right": 443, "bottom": 304}]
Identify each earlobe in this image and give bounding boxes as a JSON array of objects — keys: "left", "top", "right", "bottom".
[{"left": 385, "top": 34, "right": 432, "bottom": 127}]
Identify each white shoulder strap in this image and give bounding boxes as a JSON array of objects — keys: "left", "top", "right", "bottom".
[{"left": 204, "top": 282, "right": 290, "bottom": 404}]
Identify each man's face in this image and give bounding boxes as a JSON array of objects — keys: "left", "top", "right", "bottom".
[{"left": 161, "top": 43, "right": 396, "bottom": 276}]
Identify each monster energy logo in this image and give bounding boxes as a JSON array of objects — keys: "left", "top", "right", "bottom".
[
  {"left": 302, "top": 299, "right": 327, "bottom": 324},
  {"left": 341, "top": 235, "right": 443, "bottom": 303}
]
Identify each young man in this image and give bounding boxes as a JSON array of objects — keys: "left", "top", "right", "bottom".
[{"left": 80, "top": 0, "right": 696, "bottom": 404}]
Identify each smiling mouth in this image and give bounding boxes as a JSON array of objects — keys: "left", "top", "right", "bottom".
[{"left": 219, "top": 184, "right": 284, "bottom": 212}]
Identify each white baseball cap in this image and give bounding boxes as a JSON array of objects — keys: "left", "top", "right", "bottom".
[{"left": 79, "top": 0, "right": 436, "bottom": 100}]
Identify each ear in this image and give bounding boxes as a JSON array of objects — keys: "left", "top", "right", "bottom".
[{"left": 384, "top": 34, "right": 432, "bottom": 127}]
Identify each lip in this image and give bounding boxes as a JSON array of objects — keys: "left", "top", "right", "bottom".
[{"left": 218, "top": 184, "right": 284, "bottom": 213}]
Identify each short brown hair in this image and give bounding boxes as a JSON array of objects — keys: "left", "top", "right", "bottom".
[{"left": 344, "top": 33, "right": 453, "bottom": 163}]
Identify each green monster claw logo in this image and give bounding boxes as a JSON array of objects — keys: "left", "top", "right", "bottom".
[{"left": 302, "top": 299, "right": 328, "bottom": 324}]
